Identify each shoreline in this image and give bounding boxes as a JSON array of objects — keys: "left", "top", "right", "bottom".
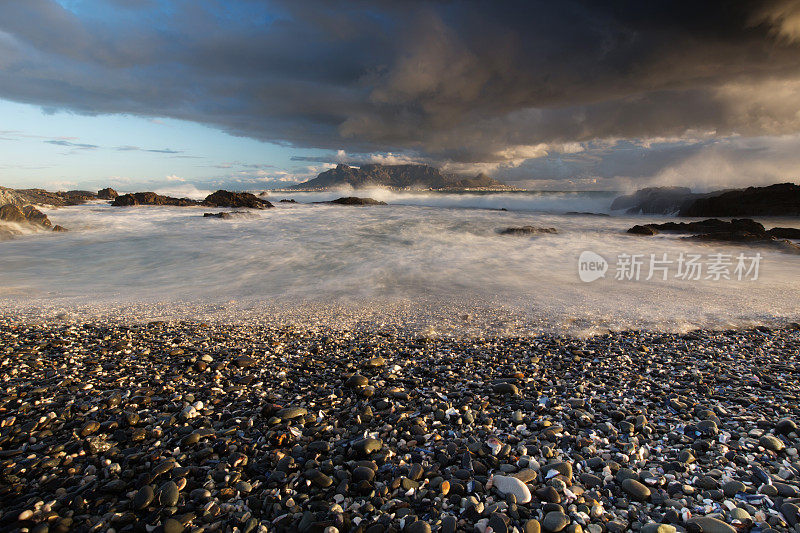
[{"left": 2, "top": 320, "right": 800, "bottom": 532}]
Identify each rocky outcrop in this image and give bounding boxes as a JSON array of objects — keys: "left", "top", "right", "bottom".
[
  {"left": 328, "top": 197, "right": 387, "bottom": 206},
  {"left": 627, "top": 225, "right": 658, "bottom": 235},
  {"left": 97, "top": 187, "right": 119, "bottom": 200},
  {"left": 498, "top": 226, "right": 558, "bottom": 235},
  {"left": 636, "top": 218, "right": 767, "bottom": 235},
  {"left": 626, "top": 218, "right": 800, "bottom": 252},
  {"left": 202, "top": 211, "right": 258, "bottom": 219},
  {"left": 290, "top": 163, "right": 512, "bottom": 191},
  {"left": 768, "top": 227, "right": 800, "bottom": 239},
  {"left": 0, "top": 204, "right": 28, "bottom": 224},
  {"left": 112, "top": 192, "right": 199, "bottom": 207},
  {"left": 63, "top": 190, "right": 97, "bottom": 202},
  {"left": 201, "top": 190, "right": 273, "bottom": 209},
  {"left": 0, "top": 203, "right": 63, "bottom": 236},
  {"left": 112, "top": 190, "right": 274, "bottom": 208},
  {"left": 22, "top": 205, "right": 52, "bottom": 228},
  {"left": 0, "top": 186, "right": 94, "bottom": 207},
  {"left": 679, "top": 183, "right": 800, "bottom": 217},
  {"left": 611, "top": 186, "right": 703, "bottom": 215}
]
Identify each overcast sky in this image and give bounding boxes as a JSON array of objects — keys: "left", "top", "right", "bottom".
[{"left": 2, "top": 0, "right": 800, "bottom": 191}]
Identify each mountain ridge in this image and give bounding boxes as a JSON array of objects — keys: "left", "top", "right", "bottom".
[{"left": 286, "top": 163, "right": 514, "bottom": 191}]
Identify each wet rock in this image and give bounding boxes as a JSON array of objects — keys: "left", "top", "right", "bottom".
[
  {"left": 687, "top": 516, "right": 736, "bottom": 533},
  {"left": 542, "top": 511, "right": 569, "bottom": 532}
]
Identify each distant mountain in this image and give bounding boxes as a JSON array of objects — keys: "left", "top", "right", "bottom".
[{"left": 287, "top": 164, "right": 513, "bottom": 190}]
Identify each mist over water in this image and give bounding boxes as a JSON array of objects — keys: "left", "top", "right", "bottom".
[{"left": 1, "top": 191, "right": 798, "bottom": 335}]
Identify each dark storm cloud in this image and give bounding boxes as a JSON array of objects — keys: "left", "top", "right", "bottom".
[{"left": 2, "top": 0, "right": 800, "bottom": 169}]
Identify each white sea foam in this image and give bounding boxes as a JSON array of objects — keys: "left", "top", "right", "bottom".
[{"left": 0, "top": 194, "right": 798, "bottom": 335}]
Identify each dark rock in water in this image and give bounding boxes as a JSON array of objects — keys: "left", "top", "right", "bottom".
[
  {"left": 97, "top": 187, "right": 119, "bottom": 199},
  {"left": 689, "top": 231, "right": 775, "bottom": 243},
  {"left": 498, "top": 226, "right": 557, "bottom": 236},
  {"left": 112, "top": 192, "right": 198, "bottom": 207},
  {"left": 611, "top": 186, "right": 702, "bottom": 215},
  {"left": 52, "top": 225, "right": 68, "bottom": 232},
  {"left": 680, "top": 183, "right": 800, "bottom": 216},
  {"left": 279, "top": 199, "right": 297, "bottom": 203},
  {"left": 203, "top": 211, "right": 258, "bottom": 219},
  {"left": 329, "top": 196, "right": 387, "bottom": 206},
  {"left": 769, "top": 227, "right": 800, "bottom": 239},
  {"left": 202, "top": 190, "right": 273, "bottom": 209},
  {"left": 203, "top": 212, "right": 232, "bottom": 219},
  {"left": 641, "top": 218, "right": 766, "bottom": 235},
  {"left": 624, "top": 218, "right": 800, "bottom": 251},
  {"left": 565, "top": 211, "right": 610, "bottom": 217},
  {"left": 628, "top": 225, "right": 658, "bottom": 235}
]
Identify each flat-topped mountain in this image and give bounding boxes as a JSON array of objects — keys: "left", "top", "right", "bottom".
[{"left": 288, "top": 163, "right": 513, "bottom": 191}]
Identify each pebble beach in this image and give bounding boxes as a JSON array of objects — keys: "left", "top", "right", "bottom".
[{"left": 3, "top": 319, "right": 800, "bottom": 533}]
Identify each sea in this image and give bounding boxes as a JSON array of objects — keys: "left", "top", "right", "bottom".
[{"left": 1, "top": 188, "right": 799, "bottom": 336}]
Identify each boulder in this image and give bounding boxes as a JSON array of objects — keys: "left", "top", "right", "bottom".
[
  {"left": 680, "top": 183, "right": 800, "bottom": 217},
  {"left": 52, "top": 225, "right": 68, "bottom": 232},
  {"left": 328, "top": 196, "right": 387, "bottom": 206},
  {"left": 202, "top": 190, "right": 273, "bottom": 209},
  {"left": 627, "top": 225, "right": 658, "bottom": 235},
  {"left": 97, "top": 187, "right": 119, "bottom": 199},
  {"left": 63, "top": 190, "right": 97, "bottom": 202},
  {"left": 204, "top": 212, "right": 232, "bottom": 219},
  {"left": 498, "top": 226, "right": 558, "bottom": 236},
  {"left": 112, "top": 192, "right": 199, "bottom": 206}
]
